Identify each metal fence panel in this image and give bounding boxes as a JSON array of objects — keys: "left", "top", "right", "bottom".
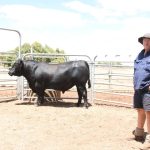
[
  {"left": 0, "top": 51, "right": 135, "bottom": 107},
  {"left": 0, "top": 52, "right": 18, "bottom": 101},
  {"left": 93, "top": 57, "right": 134, "bottom": 107}
]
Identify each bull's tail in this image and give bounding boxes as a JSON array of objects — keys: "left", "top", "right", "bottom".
[
  {"left": 88, "top": 78, "right": 91, "bottom": 88},
  {"left": 84, "top": 60, "right": 91, "bottom": 88}
]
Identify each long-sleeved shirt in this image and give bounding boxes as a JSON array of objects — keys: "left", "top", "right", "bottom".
[{"left": 134, "top": 49, "right": 150, "bottom": 91}]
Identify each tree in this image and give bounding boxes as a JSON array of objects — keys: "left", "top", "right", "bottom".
[
  {"left": 14, "top": 42, "right": 31, "bottom": 54},
  {"left": 0, "top": 41, "right": 66, "bottom": 67},
  {"left": 32, "top": 41, "right": 43, "bottom": 53}
]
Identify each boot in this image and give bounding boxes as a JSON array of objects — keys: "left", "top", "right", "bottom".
[
  {"left": 140, "top": 134, "right": 150, "bottom": 149},
  {"left": 132, "top": 127, "right": 145, "bottom": 141}
]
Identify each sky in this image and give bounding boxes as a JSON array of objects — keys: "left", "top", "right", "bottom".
[{"left": 0, "top": 0, "right": 150, "bottom": 61}]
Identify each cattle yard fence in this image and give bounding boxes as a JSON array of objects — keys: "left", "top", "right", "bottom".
[
  {"left": 0, "top": 52, "right": 134, "bottom": 107},
  {"left": 0, "top": 52, "right": 19, "bottom": 101},
  {"left": 93, "top": 57, "right": 134, "bottom": 107},
  {"left": 0, "top": 27, "right": 22, "bottom": 102}
]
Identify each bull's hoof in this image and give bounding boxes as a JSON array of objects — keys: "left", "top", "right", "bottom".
[
  {"left": 34, "top": 102, "right": 41, "bottom": 107},
  {"left": 84, "top": 103, "right": 89, "bottom": 109},
  {"left": 77, "top": 103, "right": 81, "bottom": 107},
  {"left": 34, "top": 103, "right": 39, "bottom": 107},
  {"left": 40, "top": 102, "right": 44, "bottom": 105}
]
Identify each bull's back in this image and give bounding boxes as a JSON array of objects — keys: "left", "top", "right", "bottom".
[
  {"left": 33, "top": 60, "right": 90, "bottom": 89},
  {"left": 54, "top": 60, "right": 90, "bottom": 83},
  {"left": 39, "top": 60, "right": 89, "bottom": 80},
  {"left": 71, "top": 61, "right": 90, "bottom": 81}
]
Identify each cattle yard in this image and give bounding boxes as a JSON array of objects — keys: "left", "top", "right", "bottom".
[
  {"left": 0, "top": 52, "right": 134, "bottom": 106},
  {"left": 0, "top": 50, "right": 141, "bottom": 149}
]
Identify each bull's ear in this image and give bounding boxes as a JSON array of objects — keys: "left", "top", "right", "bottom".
[
  {"left": 17, "top": 59, "right": 24, "bottom": 72},
  {"left": 17, "top": 59, "right": 23, "bottom": 64},
  {"left": 17, "top": 59, "right": 24, "bottom": 69}
]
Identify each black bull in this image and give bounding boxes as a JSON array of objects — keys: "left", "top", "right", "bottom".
[{"left": 8, "top": 59, "right": 91, "bottom": 108}]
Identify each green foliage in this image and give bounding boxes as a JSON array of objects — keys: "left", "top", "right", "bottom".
[
  {"left": 0, "top": 41, "right": 66, "bottom": 67},
  {"left": 0, "top": 52, "right": 16, "bottom": 67},
  {"left": 14, "top": 43, "right": 31, "bottom": 54},
  {"left": 32, "top": 41, "right": 43, "bottom": 53}
]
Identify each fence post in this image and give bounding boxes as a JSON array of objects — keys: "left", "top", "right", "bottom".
[{"left": 108, "top": 61, "right": 112, "bottom": 90}]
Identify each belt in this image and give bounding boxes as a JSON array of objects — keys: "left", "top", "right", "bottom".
[{"left": 136, "top": 87, "right": 149, "bottom": 94}]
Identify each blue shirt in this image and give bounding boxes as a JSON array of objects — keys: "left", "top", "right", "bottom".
[{"left": 134, "top": 50, "right": 150, "bottom": 90}]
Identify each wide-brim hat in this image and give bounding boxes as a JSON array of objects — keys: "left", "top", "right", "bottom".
[{"left": 138, "top": 33, "right": 150, "bottom": 44}]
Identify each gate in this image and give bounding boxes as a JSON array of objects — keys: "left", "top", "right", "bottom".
[
  {"left": 93, "top": 55, "right": 134, "bottom": 107},
  {"left": 0, "top": 28, "right": 22, "bottom": 101},
  {"left": 0, "top": 52, "right": 18, "bottom": 101}
]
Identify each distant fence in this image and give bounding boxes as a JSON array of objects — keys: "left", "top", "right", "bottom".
[{"left": 0, "top": 52, "right": 134, "bottom": 107}]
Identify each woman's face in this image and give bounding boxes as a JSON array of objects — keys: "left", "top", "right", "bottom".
[{"left": 143, "top": 38, "right": 150, "bottom": 51}]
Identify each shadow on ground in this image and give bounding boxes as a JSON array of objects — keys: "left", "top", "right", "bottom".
[
  {"left": 15, "top": 100, "right": 92, "bottom": 108},
  {"left": 0, "top": 99, "right": 17, "bottom": 103}
]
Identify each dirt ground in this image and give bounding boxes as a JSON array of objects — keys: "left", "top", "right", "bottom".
[{"left": 0, "top": 98, "right": 147, "bottom": 150}]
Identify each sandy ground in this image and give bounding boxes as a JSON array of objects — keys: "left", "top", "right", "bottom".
[{"left": 0, "top": 99, "right": 147, "bottom": 150}]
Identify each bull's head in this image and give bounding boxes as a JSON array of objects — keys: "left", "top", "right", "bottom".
[{"left": 8, "top": 59, "right": 23, "bottom": 76}]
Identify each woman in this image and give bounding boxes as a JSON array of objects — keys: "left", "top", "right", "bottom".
[{"left": 133, "top": 33, "right": 150, "bottom": 148}]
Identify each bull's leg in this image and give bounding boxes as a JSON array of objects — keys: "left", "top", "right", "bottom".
[
  {"left": 35, "top": 91, "right": 45, "bottom": 106},
  {"left": 77, "top": 86, "right": 88, "bottom": 108},
  {"left": 82, "top": 87, "right": 88, "bottom": 108},
  {"left": 35, "top": 95, "right": 43, "bottom": 106},
  {"left": 76, "top": 86, "right": 83, "bottom": 107}
]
